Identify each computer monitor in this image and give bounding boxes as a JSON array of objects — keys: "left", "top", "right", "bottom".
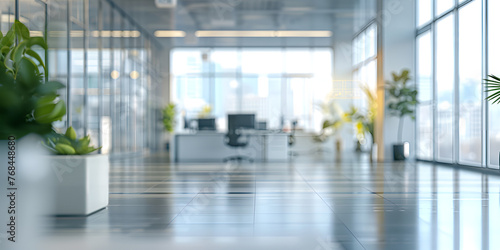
[
  {"left": 227, "top": 114, "right": 255, "bottom": 132},
  {"left": 256, "top": 121, "right": 267, "bottom": 130},
  {"left": 198, "top": 118, "right": 216, "bottom": 131}
]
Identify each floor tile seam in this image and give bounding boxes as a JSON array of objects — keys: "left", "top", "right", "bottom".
[
  {"left": 169, "top": 162, "right": 252, "bottom": 226},
  {"left": 165, "top": 189, "right": 204, "bottom": 226},
  {"left": 291, "top": 166, "right": 367, "bottom": 250},
  {"left": 334, "top": 168, "right": 402, "bottom": 208},
  {"left": 357, "top": 186, "right": 399, "bottom": 207},
  {"left": 142, "top": 181, "right": 165, "bottom": 193}
]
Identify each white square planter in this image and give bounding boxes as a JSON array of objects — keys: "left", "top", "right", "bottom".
[{"left": 47, "top": 154, "right": 109, "bottom": 216}]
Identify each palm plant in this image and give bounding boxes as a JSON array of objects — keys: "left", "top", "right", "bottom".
[
  {"left": 385, "top": 69, "right": 418, "bottom": 143},
  {"left": 485, "top": 75, "right": 500, "bottom": 104}
]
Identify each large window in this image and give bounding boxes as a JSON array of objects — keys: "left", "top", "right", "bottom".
[
  {"left": 436, "top": 0, "right": 454, "bottom": 16},
  {"left": 417, "top": 0, "right": 432, "bottom": 27},
  {"left": 435, "top": 13, "right": 454, "bottom": 163},
  {"left": 353, "top": 23, "right": 377, "bottom": 88},
  {"left": 458, "top": 0, "right": 482, "bottom": 165},
  {"left": 416, "top": 0, "right": 496, "bottom": 168},
  {"left": 352, "top": 23, "right": 377, "bottom": 129},
  {"left": 171, "top": 48, "right": 333, "bottom": 132},
  {"left": 416, "top": 31, "right": 433, "bottom": 160}
]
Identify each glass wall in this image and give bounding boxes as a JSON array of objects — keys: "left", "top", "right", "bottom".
[
  {"left": 15, "top": 0, "right": 162, "bottom": 155},
  {"left": 171, "top": 48, "right": 333, "bottom": 132},
  {"left": 416, "top": 0, "right": 495, "bottom": 168}
]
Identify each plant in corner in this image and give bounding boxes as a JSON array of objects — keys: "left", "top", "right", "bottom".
[
  {"left": 385, "top": 69, "right": 418, "bottom": 161},
  {"left": 0, "top": 21, "right": 66, "bottom": 140},
  {"left": 484, "top": 74, "right": 500, "bottom": 167},
  {"left": 484, "top": 74, "right": 500, "bottom": 104}
]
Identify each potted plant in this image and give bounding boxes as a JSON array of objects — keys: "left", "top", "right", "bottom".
[
  {"left": 346, "top": 85, "right": 377, "bottom": 161},
  {"left": 385, "top": 69, "right": 418, "bottom": 160},
  {"left": 162, "top": 103, "right": 176, "bottom": 151},
  {"left": 0, "top": 21, "right": 69, "bottom": 225},
  {"left": 315, "top": 99, "right": 346, "bottom": 154},
  {"left": 42, "top": 127, "right": 107, "bottom": 216}
]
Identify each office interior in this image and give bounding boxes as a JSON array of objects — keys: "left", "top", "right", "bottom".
[{"left": 2, "top": 0, "right": 500, "bottom": 249}]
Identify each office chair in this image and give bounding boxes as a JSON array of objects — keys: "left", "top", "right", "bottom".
[{"left": 223, "top": 131, "right": 253, "bottom": 163}]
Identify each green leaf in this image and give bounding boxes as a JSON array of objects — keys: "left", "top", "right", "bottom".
[
  {"left": 34, "top": 103, "right": 56, "bottom": 122},
  {"left": 14, "top": 20, "right": 30, "bottom": 40},
  {"left": 34, "top": 100, "right": 66, "bottom": 124},
  {"left": 37, "top": 81, "right": 65, "bottom": 95},
  {"left": 25, "top": 49, "right": 46, "bottom": 75},
  {"left": 1, "top": 46, "right": 11, "bottom": 55},
  {"left": 75, "top": 136, "right": 91, "bottom": 154},
  {"left": 484, "top": 75, "right": 500, "bottom": 104},
  {"left": 28, "top": 37, "right": 47, "bottom": 50},
  {"left": 37, "top": 94, "right": 58, "bottom": 106},
  {"left": 12, "top": 40, "right": 28, "bottom": 64},
  {"left": 489, "top": 74, "right": 500, "bottom": 82},
  {"left": 65, "top": 126, "right": 77, "bottom": 140},
  {"left": 58, "top": 137, "right": 73, "bottom": 146},
  {"left": 15, "top": 57, "right": 40, "bottom": 86},
  {"left": 0, "top": 26, "right": 15, "bottom": 48},
  {"left": 55, "top": 143, "right": 76, "bottom": 155},
  {"left": 3, "top": 49, "right": 14, "bottom": 74},
  {"left": 19, "top": 56, "right": 40, "bottom": 76}
]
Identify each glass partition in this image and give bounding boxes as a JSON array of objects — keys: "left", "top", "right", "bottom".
[
  {"left": 36, "top": 0, "right": 162, "bottom": 155},
  {"left": 69, "top": 0, "right": 85, "bottom": 136}
]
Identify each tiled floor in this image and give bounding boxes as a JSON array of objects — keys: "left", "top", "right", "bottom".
[{"left": 44, "top": 153, "right": 500, "bottom": 250}]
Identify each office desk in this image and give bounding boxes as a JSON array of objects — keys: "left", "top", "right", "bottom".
[{"left": 171, "top": 131, "right": 288, "bottom": 162}]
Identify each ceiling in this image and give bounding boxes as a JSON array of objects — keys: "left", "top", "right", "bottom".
[{"left": 110, "top": 0, "right": 376, "bottom": 47}]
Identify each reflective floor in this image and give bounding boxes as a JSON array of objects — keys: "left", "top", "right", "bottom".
[{"left": 45, "top": 153, "right": 500, "bottom": 250}]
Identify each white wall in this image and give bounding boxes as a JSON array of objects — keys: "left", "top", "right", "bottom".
[{"left": 381, "top": 0, "right": 416, "bottom": 161}]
